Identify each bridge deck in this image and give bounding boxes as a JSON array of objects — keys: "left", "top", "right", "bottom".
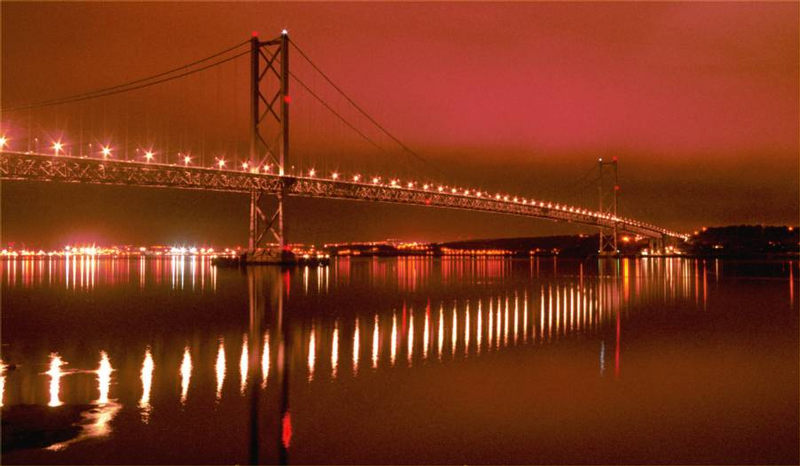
[{"left": 0, "top": 151, "right": 684, "bottom": 240}]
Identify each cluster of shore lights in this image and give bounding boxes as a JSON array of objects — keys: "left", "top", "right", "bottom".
[
  {"left": 0, "top": 246, "right": 238, "bottom": 257},
  {"left": 1, "top": 135, "right": 685, "bottom": 239}
]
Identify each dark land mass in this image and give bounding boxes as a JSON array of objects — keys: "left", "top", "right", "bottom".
[
  {"left": 325, "top": 225, "right": 799, "bottom": 258},
  {"left": 1, "top": 404, "right": 87, "bottom": 452},
  {"left": 685, "top": 225, "right": 798, "bottom": 257}
]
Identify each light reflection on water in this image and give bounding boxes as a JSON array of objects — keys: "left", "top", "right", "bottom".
[
  {"left": 215, "top": 340, "right": 225, "bottom": 402},
  {"left": 2, "top": 256, "right": 219, "bottom": 291},
  {"left": 261, "top": 332, "right": 270, "bottom": 388},
  {"left": 1, "top": 361, "right": 6, "bottom": 407},
  {"left": 352, "top": 317, "right": 359, "bottom": 375},
  {"left": 5, "top": 269, "right": 708, "bottom": 405},
  {"left": 331, "top": 324, "right": 338, "bottom": 379},
  {"left": 46, "top": 353, "right": 64, "bottom": 408},
  {"left": 307, "top": 327, "right": 315, "bottom": 382},
  {"left": 139, "top": 348, "right": 153, "bottom": 423},
  {"left": 1, "top": 257, "right": 797, "bottom": 464},
  {"left": 239, "top": 335, "right": 249, "bottom": 395},
  {"left": 179, "top": 347, "right": 191, "bottom": 405}
]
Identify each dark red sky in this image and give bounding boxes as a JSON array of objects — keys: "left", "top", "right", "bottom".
[{"left": 2, "top": 2, "right": 798, "bottom": 248}]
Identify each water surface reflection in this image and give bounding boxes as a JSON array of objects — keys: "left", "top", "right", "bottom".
[{"left": 1, "top": 257, "right": 797, "bottom": 464}]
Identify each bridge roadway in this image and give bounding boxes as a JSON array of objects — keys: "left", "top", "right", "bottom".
[{"left": 0, "top": 151, "right": 685, "bottom": 240}]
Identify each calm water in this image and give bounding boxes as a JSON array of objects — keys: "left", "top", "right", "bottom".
[{"left": 1, "top": 256, "right": 797, "bottom": 464}]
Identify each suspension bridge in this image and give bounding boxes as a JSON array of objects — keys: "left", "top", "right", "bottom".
[{"left": 0, "top": 31, "right": 687, "bottom": 263}]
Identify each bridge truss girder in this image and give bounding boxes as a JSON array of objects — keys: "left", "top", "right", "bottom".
[{"left": 1, "top": 152, "right": 682, "bottom": 241}]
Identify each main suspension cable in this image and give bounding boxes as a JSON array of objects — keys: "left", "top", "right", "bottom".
[
  {"left": 3, "top": 40, "right": 250, "bottom": 112},
  {"left": 289, "top": 71, "right": 389, "bottom": 156},
  {"left": 289, "top": 38, "right": 442, "bottom": 174}
]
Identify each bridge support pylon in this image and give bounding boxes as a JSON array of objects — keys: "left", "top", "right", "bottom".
[
  {"left": 245, "top": 31, "right": 294, "bottom": 264},
  {"left": 598, "top": 156, "right": 619, "bottom": 256}
]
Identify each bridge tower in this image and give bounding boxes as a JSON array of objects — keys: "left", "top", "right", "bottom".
[
  {"left": 597, "top": 156, "right": 619, "bottom": 256},
  {"left": 247, "top": 31, "right": 292, "bottom": 263}
]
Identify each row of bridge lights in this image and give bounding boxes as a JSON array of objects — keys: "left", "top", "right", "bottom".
[
  {"left": 0, "top": 135, "right": 682, "bottom": 237},
  {"left": 306, "top": 169, "right": 655, "bottom": 230}
]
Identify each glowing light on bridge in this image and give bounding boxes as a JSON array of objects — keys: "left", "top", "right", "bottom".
[
  {"left": 0, "top": 150, "right": 688, "bottom": 239},
  {"left": 0, "top": 136, "right": 8, "bottom": 149}
]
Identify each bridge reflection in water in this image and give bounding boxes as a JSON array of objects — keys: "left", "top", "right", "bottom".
[{"left": 1, "top": 256, "right": 717, "bottom": 462}]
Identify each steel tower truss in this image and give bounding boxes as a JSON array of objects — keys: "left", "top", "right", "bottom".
[
  {"left": 248, "top": 32, "right": 290, "bottom": 260},
  {"left": 597, "top": 157, "right": 619, "bottom": 255}
]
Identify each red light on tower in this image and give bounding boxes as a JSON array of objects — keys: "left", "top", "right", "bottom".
[
  {"left": 614, "top": 185, "right": 620, "bottom": 191},
  {"left": 612, "top": 156, "right": 618, "bottom": 162},
  {"left": 284, "top": 95, "right": 292, "bottom": 104},
  {"left": 252, "top": 31, "right": 259, "bottom": 37}
]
